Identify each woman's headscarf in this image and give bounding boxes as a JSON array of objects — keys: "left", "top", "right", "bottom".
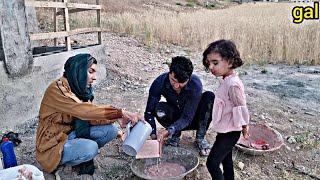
[{"left": 63, "top": 53, "right": 94, "bottom": 102}]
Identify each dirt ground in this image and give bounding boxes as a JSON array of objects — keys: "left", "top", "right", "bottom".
[
  {"left": 4, "top": 2, "right": 320, "bottom": 179},
  {"left": 6, "top": 32, "right": 319, "bottom": 180}
]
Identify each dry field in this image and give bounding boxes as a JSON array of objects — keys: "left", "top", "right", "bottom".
[
  {"left": 37, "top": 1, "right": 320, "bottom": 65},
  {"left": 102, "top": 2, "right": 319, "bottom": 65}
]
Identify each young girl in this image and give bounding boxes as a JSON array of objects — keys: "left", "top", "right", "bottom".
[{"left": 203, "top": 40, "right": 250, "bottom": 180}]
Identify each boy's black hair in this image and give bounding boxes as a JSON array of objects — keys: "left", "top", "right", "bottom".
[
  {"left": 202, "top": 39, "right": 243, "bottom": 71},
  {"left": 169, "top": 56, "right": 194, "bottom": 83}
]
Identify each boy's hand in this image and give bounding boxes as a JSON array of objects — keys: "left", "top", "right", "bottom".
[
  {"left": 158, "top": 129, "right": 169, "bottom": 146},
  {"left": 157, "top": 130, "right": 169, "bottom": 157}
]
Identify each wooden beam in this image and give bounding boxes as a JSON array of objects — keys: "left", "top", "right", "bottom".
[
  {"left": 96, "top": 0, "right": 102, "bottom": 44},
  {"left": 30, "top": 31, "right": 68, "bottom": 41},
  {"left": 24, "top": 0, "right": 66, "bottom": 8},
  {"left": 68, "top": 27, "right": 102, "bottom": 36},
  {"left": 29, "top": 28, "right": 102, "bottom": 41},
  {"left": 54, "top": 0, "right": 59, "bottom": 46},
  {"left": 25, "top": 0, "right": 101, "bottom": 10},
  {"left": 67, "top": 3, "right": 101, "bottom": 10},
  {"left": 62, "top": 0, "right": 71, "bottom": 51},
  {"left": 25, "top": 0, "right": 104, "bottom": 47},
  {"left": 56, "top": 8, "right": 91, "bottom": 16}
]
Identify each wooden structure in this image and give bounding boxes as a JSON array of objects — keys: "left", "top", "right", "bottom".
[{"left": 24, "top": 0, "right": 102, "bottom": 51}]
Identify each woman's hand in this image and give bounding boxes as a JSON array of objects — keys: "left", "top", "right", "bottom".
[
  {"left": 242, "top": 125, "right": 250, "bottom": 139},
  {"left": 117, "top": 110, "right": 141, "bottom": 128}
]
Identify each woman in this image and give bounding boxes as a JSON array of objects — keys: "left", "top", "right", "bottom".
[{"left": 36, "top": 53, "right": 139, "bottom": 175}]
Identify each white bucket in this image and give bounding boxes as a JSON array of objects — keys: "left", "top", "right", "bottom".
[{"left": 122, "top": 121, "right": 152, "bottom": 156}]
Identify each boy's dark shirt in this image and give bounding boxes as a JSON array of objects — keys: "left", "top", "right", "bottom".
[{"left": 144, "top": 72, "right": 203, "bottom": 135}]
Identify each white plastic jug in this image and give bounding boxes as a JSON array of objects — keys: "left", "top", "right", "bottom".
[{"left": 122, "top": 120, "right": 152, "bottom": 156}]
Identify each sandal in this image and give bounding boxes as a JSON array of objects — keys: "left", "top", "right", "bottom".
[{"left": 196, "top": 139, "right": 212, "bottom": 156}]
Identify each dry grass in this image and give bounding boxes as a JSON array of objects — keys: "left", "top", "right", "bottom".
[
  {"left": 103, "top": 3, "right": 320, "bottom": 64},
  {"left": 101, "top": 3, "right": 320, "bottom": 65},
  {"left": 37, "top": 2, "right": 320, "bottom": 65}
]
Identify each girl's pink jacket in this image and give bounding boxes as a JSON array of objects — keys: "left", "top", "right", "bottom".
[{"left": 210, "top": 72, "right": 250, "bottom": 133}]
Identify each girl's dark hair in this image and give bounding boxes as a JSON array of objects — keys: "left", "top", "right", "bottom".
[
  {"left": 169, "top": 56, "right": 194, "bottom": 83},
  {"left": 202, "top": 39, "right": 243, "bottom": 70}
]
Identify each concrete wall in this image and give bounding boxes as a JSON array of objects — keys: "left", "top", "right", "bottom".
[{"left": 0, "top": 45, "right": 107, "bottom": 129}]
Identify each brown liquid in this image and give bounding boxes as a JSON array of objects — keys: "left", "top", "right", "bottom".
[{"left": 145, "top": 162, "right": 186, "bottom": 178}]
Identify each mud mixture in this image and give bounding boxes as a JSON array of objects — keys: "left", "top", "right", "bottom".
[{"left": 145, "top": 162, "right": 186, "bottom": 178}]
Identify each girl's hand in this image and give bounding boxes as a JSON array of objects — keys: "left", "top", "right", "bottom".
[{"left": 242, "top": 125, "right": 250, "bottom": 139}]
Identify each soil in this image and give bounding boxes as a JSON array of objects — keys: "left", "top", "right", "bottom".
[
  {"left": 3, "top": 2, "right": 320, "bottom": 179},
  {"left": 6, "top": 32, "right": 319, "bottom": 180}
]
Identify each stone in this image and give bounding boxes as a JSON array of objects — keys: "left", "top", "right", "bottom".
[
  {"left": 285, "top": 145, "right": 291, "bottom": 151},
  {"left": 287, "top": 136, "right": 297, "bottom": 144},
  {"left": 237, "top": 162, "right": 245, "bottom": 170}
]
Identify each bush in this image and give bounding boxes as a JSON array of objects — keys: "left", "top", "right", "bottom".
[{"left": 186, "top": 3, "right": 195, "bottom": 7}]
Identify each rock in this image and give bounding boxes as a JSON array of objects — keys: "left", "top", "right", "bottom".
[
  {"left": 304, "top": 112, "right": 315, "bottom": 116},
  {"left": 285, "top": 145, "right": 291, "bottom": 151},
  {"left": 294, "top": 123, "right": 303, "bottom": 129},
  {"left": 289, "top": 118, "right": 294, "bottom": 122},
  {"left": 287, "top": 136, "right": 297, "bottom": 144},
  {"left": 265, "top": 122, "right": 272, "bottom": 127},
  {"left": 237, "top": 162, "right": 245, "bottom": 170}
]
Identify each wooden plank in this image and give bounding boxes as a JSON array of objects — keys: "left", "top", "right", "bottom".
[
  {"left": 54, "top": 0, "right": 59, "bottom": 46},
  {"left": 63, "top": 0, "right": 71, "bottom": 51},
  {"left": 25, "top": 0, "right": 101, "bottom": 9},
  {"left": 24, "top": 0, "right": 66, "bottom": 8},
  {"left": 68, "top": 27, "right": 102, "bottom": 36},
  {"left": 29, "top": 31, "right": 68, "bottom": 41},
  {"left": 67, "top": 3, "right": 101, "bottom": 10},
  {"left": 29, "top": 28, "right": 102, "bottom": 41},
  {"left": 56, "top": 8, "right": 91, "bottom": 16},
  {"left": 96, "top": 0, "right": 102, "bottom": 44}
]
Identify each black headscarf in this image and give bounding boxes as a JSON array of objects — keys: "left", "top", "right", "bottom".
[{"left": 63, "top": 53, "right": 94, "bottom": 102}]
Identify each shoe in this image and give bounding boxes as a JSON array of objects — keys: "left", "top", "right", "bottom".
[
  {"left": 165, "top": 136, "right": 180, "bottom": 147},
  {"left": 54, "top": 165, "right": 77, "bottom": 180},
  {"left": 196, "top": 139, "right": 212, "bottom": 156}
]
